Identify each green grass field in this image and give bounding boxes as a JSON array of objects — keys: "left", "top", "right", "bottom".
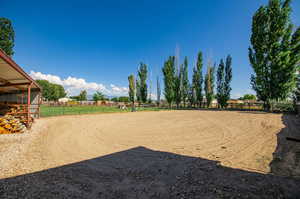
[{"left": 40, "top": 105, "right": 162, "bottom": 117}]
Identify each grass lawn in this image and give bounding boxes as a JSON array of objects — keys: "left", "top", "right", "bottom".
[{"left": 40, "top": 105, "right": 162, "bottom": 117}]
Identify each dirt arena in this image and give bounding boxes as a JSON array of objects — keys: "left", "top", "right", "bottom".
[{"left": 0, "top": 110, "right": 299, "bottom": 198}]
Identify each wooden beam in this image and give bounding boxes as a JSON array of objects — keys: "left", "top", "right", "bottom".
[
  {"left": 5, "top": 78, "right": 27, "bottom": 81},
  {"left": 0, "top": 77, "right": 30, "bottom": 90},
  {"left": 0, "top": 82, "right": 30, "bottom": 87},
  {"left": 0, "top": 77, "right": 9, "bottom": 84}
]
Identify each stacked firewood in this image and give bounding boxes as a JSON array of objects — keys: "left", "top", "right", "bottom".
[
  {"left": 0, "top": 104, "right": 27, "bottom": 134},
  {"left": 0, "top": 104, "right": 11, "bottom": 115},
  {"left": 0, "top": 104, "right": 23, "bottom": 114},
  {"left": 0, "top": 115, "right": 27, "bottom": 134}
]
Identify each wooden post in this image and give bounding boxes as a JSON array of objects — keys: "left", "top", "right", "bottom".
[
  {"left": 38, "top": 92, "right": 42, "bottom": 119},
  {"left": 27, "top": 83, "right": 32, "bottom": 128}
]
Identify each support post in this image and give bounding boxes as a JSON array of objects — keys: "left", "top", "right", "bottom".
[
  {"left": 38, "top": 92, "right": 41, "bottom": 119},
  {"left": 27, "top": 83, "right": 32, "bottom": 128}
]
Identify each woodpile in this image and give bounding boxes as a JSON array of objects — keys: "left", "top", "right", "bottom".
[
  {"left": 0, "top": 115, "right": 26, "bottom": 134},
  {"left": 0, "top": 104, "right": 11, "bottom": 115},
  {"left": 0, "top": 104, "right": 28, "bottom": 134}
]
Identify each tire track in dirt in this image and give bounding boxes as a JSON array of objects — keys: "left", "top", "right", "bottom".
[{"left": 0, "top": 110, "right": 284, "bottom": 178}]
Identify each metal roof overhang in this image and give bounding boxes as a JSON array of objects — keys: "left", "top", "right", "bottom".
[{"left": 0, "top": 49, "right": 41, "bottom": 93}]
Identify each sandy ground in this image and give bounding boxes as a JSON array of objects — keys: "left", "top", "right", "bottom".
[{"left": 0, "top": 110, "right": 300, "bottom": 198}]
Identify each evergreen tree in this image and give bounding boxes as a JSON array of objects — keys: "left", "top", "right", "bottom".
[
  {"left": 138, "top": 62, "right": 148, "bottom": 103},
  {"left": 205, "top": 64, "right": 215, "bottom": 108},
  {"left": 156, "top": 76, "right": 161, "bottom": 106},
  {"left": 128, "top": 74, "right": 136, "bottom": 111},
  {"left": 0, "top": 18, "right": 14, "bottom": 56},
  {"left": 249, "top": 0, "right": 300, "bottom": 110},
  {"left": 193, "top": 52, "right": 204, "bottom": 107},
  {"left": 162, "top": 56, "right": 175, "bottom": 108},
  {"left": 182, "top": 57, "right": 189, "bottom": 107}
]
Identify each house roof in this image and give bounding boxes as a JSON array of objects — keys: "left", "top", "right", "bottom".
[{"left": 0, "top": 48, "right": 41, "bottom": 93}]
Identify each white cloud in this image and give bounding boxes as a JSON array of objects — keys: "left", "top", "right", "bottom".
[
  {"left": 30, "top": 71, "right": 128, "bottom": 96},
  {"left": 110, "top": 84, "right": 128, "bottom": 94},
  {"left": 231, "top": 93, "right": 243, "bottom": 99},
  {"left": 148, "top": 93, "right": 157, "bottom": 100}
]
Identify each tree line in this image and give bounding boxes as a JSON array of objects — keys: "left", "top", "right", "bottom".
[
  {"left": 128, "top": 0, "right": 300, "bottom": 112},
  {"left": 36, "top": 79, "right": 131, "bottom": 102},
  {"left": 1, "top": 0, "right": 299, "bottom": 112},
  {"left": 127, "top": 52, "right": 233, "bottom": 110},
  {"left": 36, "top": 80, "right": 66, "bottom": 101},
  {"left": 161, "top": 54, "right": 232, "bottom": 108}
]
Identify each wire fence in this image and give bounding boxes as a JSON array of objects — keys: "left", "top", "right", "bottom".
[{"left": 40, "top": 101, "right": 296, "bottom": 117}]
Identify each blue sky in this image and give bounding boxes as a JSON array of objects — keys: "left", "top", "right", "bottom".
[{"left": 1, "top": 0, "right": 300, "bottom": 97}]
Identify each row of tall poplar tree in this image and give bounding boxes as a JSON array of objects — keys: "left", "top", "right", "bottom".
[
  {"left": 128, "top": 53, "right": 233, "bottom": 110},
  {"left": 128, "top": 62, "right": 152, "bottom": 110},
  {"left": 0, "top": 0, "right": 299, "bottom": 112},
  {"left": 129, "top": 0, "right": 300, "bottom": 111},
  {"left": 161, "top": 53, "right": 232, "bottom": 109}
]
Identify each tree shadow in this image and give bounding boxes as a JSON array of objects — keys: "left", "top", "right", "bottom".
[
  {"left": 160, "top": 107, "right": 268, "bottom": 113},
  {"left": 270, "top": 113, "right": 300, "bottom": 177},
  {"left": 237, "top": 111, "right": 270, "bottom": 115},
  {"left": 0, "top": 146, "right": 299, "bottom": 199}
]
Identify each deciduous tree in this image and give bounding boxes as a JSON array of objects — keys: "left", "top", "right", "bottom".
[
  {"left": 193, "top": 52, "right": 204, "bottom": 107},
  {"left": 182, "top": 57, "right": 189, "bottom": 107},
  {"left": 93, "top": 91, "right": 105, "bottom": 102},
  {"left": 249, "top": 0, "right": 300, "bottom": 110},
  {"left": 216, "top": 59, "right": 225, "bottom": 108},
  {"left": 224, "top": 55, "right": 233, "bottom": 107},
  {"left": 162, "top": 56, "right": 175, "bottom": 108},
  {"left": 205, "top": 64, "right": 215, "bottom": 108},
  {"left": 174, "top": 64, "right": 183, "bottom": 108},
  {"left": 239, "top": 94, "right": 257, "bottom": 100},
  {"left": 118, "top": 96, "right": 130, "bottom": 102},
  {"left": 136, "top": 78, "right": 141, "bottom": 104},
  {"left": 216, "top": 55, "right": 232, "bottom": 108},
  {"left": 128, "top": 74, "right": 136, "bottom": 111},
  {"left": 36, "top": 80, "right": 66, "bottom": 101},
  {"left": 78, "top": 90, "right": 87, "bottom": 101},
  {"left": 156, "top": 76, "right": 161, "bottom": 106},
  {"left": 187, "top": 83, "right": 196, "bottom": 107},
  {"left": 138, "top": 63, "right": 148, "bottom": 103},
  {"left": 0, "top": 18, "right": 14, "bottom": 56}
]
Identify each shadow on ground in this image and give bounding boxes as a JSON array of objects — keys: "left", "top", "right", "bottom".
[
  {"left": 160, "top": 107, "right": 266, "bottom": 113},
  {"left": 0, "top": 146, "right": 300, "bottom": 199},
  {"left": 270, "top": 114, "right": 300, "bottom": 177}
]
